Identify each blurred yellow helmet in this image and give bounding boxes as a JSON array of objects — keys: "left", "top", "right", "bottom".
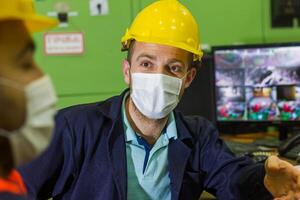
[
  {"left": 121, "top": 0, "right": 203, "bottom": 61},
  {"left": 0, "top": 0, "right": 58, "bottom": 32}
]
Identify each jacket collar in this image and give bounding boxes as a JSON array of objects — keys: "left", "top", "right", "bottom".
[
  {"left": 168, "top": 112, "right": 195, "bottom": 200},
  {"left": 96, "top": 89, "right": 129, "bottom": 121},
  {"left": 174, "top": 111, "right": 194, "bottom": 142},
  {"left": 107, "top": 116, "right": 127, "bottom": 200},
  {"left": 103, "top": 89, "right": 130, "bottom": 200}
]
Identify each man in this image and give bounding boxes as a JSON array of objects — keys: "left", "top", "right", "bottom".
[
  {"left": 19, "top": 0, "right": 300, "bottom": 199},
  {"left": 0, "top": 0, "right": 58, "bottom": 199}
]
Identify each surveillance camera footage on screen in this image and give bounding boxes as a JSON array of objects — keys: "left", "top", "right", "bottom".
[{"left": 214, "top": 44, "right": 300, "bottom": 122}]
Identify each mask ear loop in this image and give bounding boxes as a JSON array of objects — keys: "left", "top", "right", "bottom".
[
  {"left": 180, "top": 69, "right": 192, "bottom": 81},
  {"left": 128, "top": 62, "right": 132, "bottom": 77},
  {"left": 127, "top": 62, "right": 134, "bottom": 98},
  {"left": 180, "top": 69, "right": 194, "bottom": 91},
  {"left": 0, "top": 125, "right": 21, "bottom": 139},
  {"left": 0, "top": 78, "right": 24, "bottom": 91},
  {"left": 0, "top": 128, "right": 11, "bottom": 137}
]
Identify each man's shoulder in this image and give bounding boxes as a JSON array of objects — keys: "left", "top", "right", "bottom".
[
  {"left": 175, "top": 111, "right": 218, "bottom": 141},
  {"left": 179, "top": 113, "right": 216, "bottom": 132},
  {"left": 58, "top": 101, "right": 102, "bottom": 118},
  {"left": 57, "top": 93, "right": 123, "bottom": 122},
  {"left": 182, "top": 114, "right": 214, "bottom": 126}
]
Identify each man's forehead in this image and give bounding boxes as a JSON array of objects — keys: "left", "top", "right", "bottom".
[
  {"left": 133, "top": 41, "right": 191, "bottom": 61},
  {"left": 134, "top": 41, "right": 185, "bottom": 51},
  {"left": 0, "top": 20, "right": 30, "bottom": 42},
  {"left": 0, "top": 20, "right": 31, "bottom": 57}
]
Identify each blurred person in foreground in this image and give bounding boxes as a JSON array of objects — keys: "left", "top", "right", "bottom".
[{"left": 0, "top": 0, "right": 58, "bottom": 199}]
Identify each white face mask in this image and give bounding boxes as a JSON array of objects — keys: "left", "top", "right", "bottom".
[
  {"left": 0, "top": 75, "right": 57, "bottom": 167},
  {"left": 131, "top": 73, "right": 183, "bottom": 119}
]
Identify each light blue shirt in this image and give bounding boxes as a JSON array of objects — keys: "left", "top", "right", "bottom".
[{"left": 121, "top": 92, "right": 178, "bottom": 200}]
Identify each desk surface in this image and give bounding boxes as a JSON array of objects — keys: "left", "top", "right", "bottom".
[{"left": 220, "top": 131, "right": 279, "bottom": 144}]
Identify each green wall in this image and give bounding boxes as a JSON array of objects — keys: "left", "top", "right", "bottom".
[
  {"left": 34, "top": 0, "right": 300, "bottom": 108},
  {"left": 34, "top": 0, "right": 131, "bottom": 108}
]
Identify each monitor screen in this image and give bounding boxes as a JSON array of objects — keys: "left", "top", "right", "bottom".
[{"left": 213, "top": 44, "right": 300, "bottom": 122}]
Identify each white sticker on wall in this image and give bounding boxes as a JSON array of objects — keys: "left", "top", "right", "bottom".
[
  {"left": 44, "top": 32, "right": 85, "bottom": 55},
  {"left": 89, "top": 0, "right": 109, "bottom": 16}
]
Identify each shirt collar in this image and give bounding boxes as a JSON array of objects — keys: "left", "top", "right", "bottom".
[
  {"left": 121, "top": 92, "right": 136, "bottom": 142},
  {"left": 165, "top": 112, "right": 177, "bottom": 140}
]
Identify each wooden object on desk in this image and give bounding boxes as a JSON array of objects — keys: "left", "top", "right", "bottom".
[{"left": 220, "top": 131, "right": 279, "bottom": 144}]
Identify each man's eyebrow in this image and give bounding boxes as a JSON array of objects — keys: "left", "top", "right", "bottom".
[
  {"left": 136, "top": 53, "right": 157, "bottom": 62},
  {"left": 16, "top": 40, "right": 36, "bottom": 59},
  {"left": 167, "top": 58, "right": 185, "bottom": 66}
]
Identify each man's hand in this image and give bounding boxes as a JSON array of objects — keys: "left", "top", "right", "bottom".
[{"left": 264, "top": 155, "right": 300, "bottom": 200}]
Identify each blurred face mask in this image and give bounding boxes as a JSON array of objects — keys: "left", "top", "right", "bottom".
[
  {"left": 0, "top": 75, "right": 57, "bottom": 167},
  {"left": 130, "top": 73, "right": 183, "bottom": 119}
]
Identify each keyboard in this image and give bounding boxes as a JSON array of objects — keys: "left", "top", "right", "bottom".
[
  {"left": 224, "top": 140, "right": 260, "bottom": 156},
  {"left": 224, "top": 140, "right": 275, "bottom": 162}
]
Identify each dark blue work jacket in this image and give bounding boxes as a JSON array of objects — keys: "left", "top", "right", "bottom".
[
  {"left": 19, "top": 90, "right": 272, "bottom": 200},
  {"left": 0, "top": 193, "right": 28, "bottom": 200}
]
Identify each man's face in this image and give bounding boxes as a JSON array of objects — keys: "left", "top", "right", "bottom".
[
  {"left": 0, "top": 20, "right": 43, "bottom": 131},
  {"left": 122, "top": 41, "right": 197, "bottom": 97}
]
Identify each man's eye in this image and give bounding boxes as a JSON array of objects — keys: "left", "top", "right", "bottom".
[
  {"left": 21, "top": 61, "right": 33, "bottom": 70},
  {"left": 20, "top": 54, "right": 34, "bottom": 70},
  {"left": 141, "top": 62, "right": 151, "bottom": 68},
  {"left": 170, "top": 65, "right": 181, "bottom": 72}
]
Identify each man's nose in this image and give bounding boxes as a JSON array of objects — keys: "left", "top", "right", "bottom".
[{"left": 156, "top": 65, "right": 169, "bottom": 75}]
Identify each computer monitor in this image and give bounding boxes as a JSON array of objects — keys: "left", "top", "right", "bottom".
[{"left": 212, "top": 43, "right": 300, "bottom": 137}]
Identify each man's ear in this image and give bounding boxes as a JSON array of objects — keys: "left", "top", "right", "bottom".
[
  {"left": 122, "top": 59, "right": 131, "bottom": 85},
  {"left": 184, "top": 67, "right": 197, "bottom": 88}
]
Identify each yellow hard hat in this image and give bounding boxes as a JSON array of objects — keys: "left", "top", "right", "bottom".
[
  {"left": 0, "top": 0, "right": 58, "bottom": 32},
  {"left": 121, "top": 0, "right": 203, "bottom": 61}
]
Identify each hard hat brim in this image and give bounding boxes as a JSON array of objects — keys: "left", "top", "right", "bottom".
[
  {"left": 122, "top": 36, "right": 203, "bottom": 61},
  {"left": 0, "top": 14, "right": 58, "bottom": 32}
]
